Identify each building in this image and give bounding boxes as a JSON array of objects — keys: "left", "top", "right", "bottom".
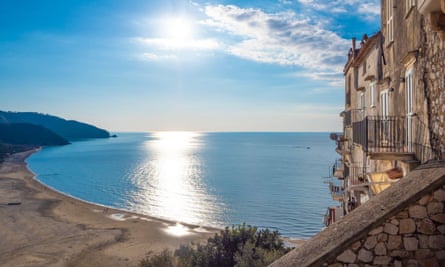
[{"left": 325, "top": 0, "right": 445, "bottom": 226}]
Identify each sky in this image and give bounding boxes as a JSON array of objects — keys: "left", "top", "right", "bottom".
[{"left": 0, "top": 0, "right": 380, "bottom": 132}]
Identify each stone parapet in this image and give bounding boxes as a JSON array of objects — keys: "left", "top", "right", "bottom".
[{"left": 270, "top": 162, "right": 445, "bottom": 267}]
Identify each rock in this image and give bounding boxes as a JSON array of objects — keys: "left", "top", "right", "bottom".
[
  {"left": 418, "top": 194, "right": 432, "bottom": 205},
  {"left": 435, "top": 250, "right": 445, "bottom": 260},
  {"left": 373, "top": 256, "right": 391, "bottom": 265},
  {"left": 404, "top": 237, "right": 419, "bottom": 251},
  {"left": 357, "top": 248, "right": 373, "bottom": 263},
  {"left": 415, "top": 248, "right": 433, "bottom": 259},
  {"left": 364, "top": 236, "right": 378, "bottom": 250},
  {"left": 368, "top": 226, "right": 383, "bottom": 235},
  {"left": 417, "top": 218, "right": 436, "bottom": 234},
  {"left": 433, "top": 189, "right": 445, "bottom": 202},
  {"left": 377, "top": 233, "right": 388, "bottom": 242},
  {"left": 429, "top": 235, "right": 445, "bottom": 249},
  {"left": 374, "top": 242, "right": 387, "bottom": 256},
  {"left": 387, "top": 235, "right": 402, "bottom": 250},
  {"left": 400, "top": 218, "right": 416, "bottom": 234},
  {"left": 336, "top": 249, "right": 356, "bottom": 264},
  {"left": 409, "top": 205, "right": 428, "bottom": 219},
  {"left": 431, "top": 213, "right": 445, "bottom": 224},
  {"left": 427, "top": 202, "right": 443, "bottom": 215},
  {"left": 384, "top": 223, "right": 398, "bottom": 235}
]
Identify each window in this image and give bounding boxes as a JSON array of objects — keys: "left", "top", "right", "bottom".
[
  {"left": 405, "top": 69, "right": 414, "bottom": 151},
  {"left": 386, "top": 0, "right": 394, "bottom": 44},
  {"left": 405, "top": 69, "right": 414, "bottom": 115},
  {"left": 380, "top": 90, "right": 390, "bottom": 117},
  {"left": 370, "top": 82, "right": 376, "bottom": 107},
  {"left": 360, "top": 93, "right": 366, "bottom": 114}
]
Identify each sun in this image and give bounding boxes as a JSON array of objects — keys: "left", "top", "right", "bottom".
[{"left": 164, "top": 17, "right": 194, "bottom": 42}]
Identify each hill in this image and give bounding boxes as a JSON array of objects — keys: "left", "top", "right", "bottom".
[
  {"left": 0, "top": 111, "right": 110, "bottom": 140},
  {"left": 0, "top": 123, "right": 69, "bottom": 146},
  {"left": 0, "top": 123, "right": 70, "bottom": 162}
]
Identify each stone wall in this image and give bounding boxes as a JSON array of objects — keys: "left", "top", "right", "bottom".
[
  {"left": 326, "top": 184, "right": 445, "bottom": 266},
  {"left": 421, "top": 15, "right": 445, "bottom": 159},
  {"left": 269, "top": 162, "right": 445, "bottom": 267}
]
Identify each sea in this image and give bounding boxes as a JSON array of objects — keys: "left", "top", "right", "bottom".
[{"left": 26, "top": 132, "right": 338, "bottom": 239}]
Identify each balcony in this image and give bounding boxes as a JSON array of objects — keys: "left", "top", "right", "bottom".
[
  {"left": 352, "top": 116, "right": 416, "bottom": 160},
  {"left": 330, "top": 133, "right": 348, "bottom": 155},
  {"left": 329, "top": 181, "right": 344, "bottom": 202},
  {"left": 418, "top": 0, "right": 445, "bottom": 15},
  {"left": 418, "top": 0, "right": 445, "bottom": 39},
  {"left": 347, "top": 166, "right": 369, "bottom": 190},
  {"left": 332, "top": 159, "right": 344, "bottom": 179}
]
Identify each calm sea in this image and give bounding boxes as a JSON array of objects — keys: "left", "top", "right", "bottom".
[{"left": 27, "top": 132, "right": 338, "bottom": 238}]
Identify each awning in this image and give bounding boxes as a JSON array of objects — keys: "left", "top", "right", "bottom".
[{"left": 367, "top": 172, "right": 399, "bottom": 194}]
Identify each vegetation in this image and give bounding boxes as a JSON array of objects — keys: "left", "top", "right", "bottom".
[
  {"left": 0, "top": 123, "right": 70, "bottom": 162},
  {"left": 139, "top": 224, "right": 290, "bottom": 267},
  {"left": 0, "top": 123, "right": 69, "bottom": 146},
  {"left": 0, "top": 111, "right": 110, "bottom": 140}
]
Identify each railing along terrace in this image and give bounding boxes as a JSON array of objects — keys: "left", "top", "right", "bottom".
[
  {"left": 353, "top": 116, "right": 407, "bottom": 153},
  {"left": 329, "top": 181, "right": 344, "bottom": 201},
  {"left": 352, "top": 115, "right": 437, "bottom": 163},
  {"left": 332, "top": 159, "right": 343, "bottom": 176},
  {"left": 348, "top": 165, "right": 368, "bottom": 187}
]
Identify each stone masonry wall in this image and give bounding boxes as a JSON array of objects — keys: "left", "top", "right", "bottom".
[
  {"left": 421, "top": 15, "right": 445, "bottom": 159},
  {"left": 327, "top": 185, "right": 445, "bottom": 267},
  {"left": 269, "top": 163, "right": 445, "bottom": 267}
]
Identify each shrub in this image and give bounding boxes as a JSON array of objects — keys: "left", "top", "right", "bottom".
[{"left": 140, "top": 223, "right": 290, "bottom": 267}]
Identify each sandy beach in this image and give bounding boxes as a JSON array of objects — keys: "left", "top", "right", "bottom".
[{"left": 0, "top": 150, "right": 218, "bottom": 267}]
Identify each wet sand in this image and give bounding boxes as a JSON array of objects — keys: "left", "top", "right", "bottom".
[{"left": 0, "top": 150, "right": 218, "bottom": 267}]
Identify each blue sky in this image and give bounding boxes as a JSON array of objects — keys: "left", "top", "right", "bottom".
[{"left": 0, "top": 0, "right": 380, "bottom": 132}]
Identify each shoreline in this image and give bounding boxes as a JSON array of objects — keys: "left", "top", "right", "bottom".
[{"left": 0, "top": 149, "right": 219, "bottom": 267}]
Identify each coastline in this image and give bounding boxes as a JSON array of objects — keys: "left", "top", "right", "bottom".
[{"left": 0, "top": 149, "right": 219, "bottom": 267}]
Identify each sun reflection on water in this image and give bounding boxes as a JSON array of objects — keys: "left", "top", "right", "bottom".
[{"left": 128, "top": 131, "right": 222, "bottom": 227}]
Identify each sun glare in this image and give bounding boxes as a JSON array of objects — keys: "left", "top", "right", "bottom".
[{"left": 164, "top": 17, "right": 194, "bottom": 41}]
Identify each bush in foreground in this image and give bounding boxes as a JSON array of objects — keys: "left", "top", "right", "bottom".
[{"left": 139, "top": 223, "right": 290, "bottom": 267}]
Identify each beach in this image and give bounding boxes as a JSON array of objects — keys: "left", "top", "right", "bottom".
[{"left": 0, "top": 150, "right": 218, "bottom": 267}]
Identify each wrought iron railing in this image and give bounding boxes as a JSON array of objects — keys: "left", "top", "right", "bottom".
[
  {"left": 332, "top": 159, "right": 344, "bottom": 178},
  {"left": 347, "top": 165, "right": 368, "bottom": 187},
  {"left": 352, "top": 115, "right": 436, "bottom": 163},
  {"left": 329, "top": 181, "right": 344, "bottom": 201}
]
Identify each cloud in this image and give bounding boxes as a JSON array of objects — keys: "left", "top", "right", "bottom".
[
  {"left": 298, "top": 0, "right": 380, "bottom": 17},
  {"left": 202, "top": 4, "right": 349, "bottom": 74},
  {"left": 296, "top": 71, "right": 344, "bottom": 87}
]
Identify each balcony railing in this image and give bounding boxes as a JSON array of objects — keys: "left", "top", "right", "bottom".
[
  {"left": 353, "top": 116, "right": 410, "bottom": 153},
  {"left": 329, "top": 181, "right": 344, "bottom": 202},
  {"left": 348, "top": 166, "right": 368, "bottom": 187},
  {"left": 332, "top": 159, "right": 344, "bottom": 179},
  {"left": 352, "top": 115, "right": 434, "bottom": 163}
]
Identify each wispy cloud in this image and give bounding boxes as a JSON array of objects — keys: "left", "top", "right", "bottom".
[
  {"left": 298, "top": 0, "right": 380, "bottom": 17},
  {"left": 202, "top": 5, "right": 349, "bottom": 74},
  {"left": 296, "top": 71, "right": 344, "bottom": 87}
]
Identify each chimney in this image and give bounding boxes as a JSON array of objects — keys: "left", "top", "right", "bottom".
[{"left": 352, "top": 38, "right": 356, "bottom": 58}]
